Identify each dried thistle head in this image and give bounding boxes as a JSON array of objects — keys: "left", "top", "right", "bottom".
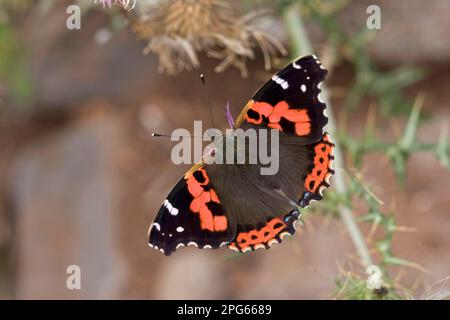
[
  {"left": 0, "top": 0, "right": 34, "bottom": 21},
  {"left": 134, "top": 0, "right": 286, "bottom": 77}
]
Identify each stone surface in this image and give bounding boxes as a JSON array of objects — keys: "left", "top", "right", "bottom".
[
  {"left": 155, "top": 251, "right": 226, "bottom": 300},
  {"left": 10, "top": 111, "right": 126, "bottom": 299},
  {"left": 339, "top": 0, "right": 450, "bottom": 65},
  {"left": 23, "top": 8, "right": 158, "bottom": 111}
]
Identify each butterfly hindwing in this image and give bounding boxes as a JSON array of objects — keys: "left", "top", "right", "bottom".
[
  {"left": 226, "top": 133, "right": 335, "bottom": 254},
  {"left": 300, "top": 133, "right": 335, "bottom": 206},
  {"left": 204, "top": 132, "right": 334, "bottom": 254},
  {"left": 227, "top": 210, "right": 300, "bottom": 253}
]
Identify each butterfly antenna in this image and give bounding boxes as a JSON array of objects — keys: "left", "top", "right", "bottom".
[
  {"left": 200, "top": 74, "right": 216, "bottom": 129},
  {"left": 151, "top": 133, "right": 172, "bottom": 138},
  {"left": 151, "top": 132, "right": 203, "bottom": 139}
]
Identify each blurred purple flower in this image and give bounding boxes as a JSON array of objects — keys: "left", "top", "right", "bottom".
[
  {"left": 93, "top": 0, "right": 136, "bottom": 10},
  {"left": 94, "top": 0, "right": 113, "bottom": 8}
]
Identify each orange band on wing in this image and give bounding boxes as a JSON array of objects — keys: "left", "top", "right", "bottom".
[
  {"left": 228, "top": 217, "right": 290, "bottom": 252},
  {"left": 305, "top": 134, "right": 334, "bottom": 194},
  {"left": 186, "top": 168, "right": 228, "bottom": 232},
  {"left": 244, "top": 100, "right": 311, "bottom": 136},
  {"left": 213, "top": 216, "right": 227, "bottom": 231}
]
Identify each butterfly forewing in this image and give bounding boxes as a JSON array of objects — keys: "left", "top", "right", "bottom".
[
  {"left": 149, "top": 167, "right": 235, "bottom": 255},
  {"left": 236, "top": 55, "right": 328, "bottom": 144}
]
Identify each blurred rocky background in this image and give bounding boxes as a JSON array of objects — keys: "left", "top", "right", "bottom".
[{"left": 0, "top": 0, "right": 449, "bottom": 299}]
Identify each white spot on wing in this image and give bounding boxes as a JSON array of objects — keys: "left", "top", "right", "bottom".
[
  {"left": 318, "top": 93, "right": 325, "bottom": 103},
  {"left": 319, "top": 186, "right": 326, "bottom": 197},
  {"left": 268, "top": 239, "right": 279, "bottom": 247},
  {"left": 272, "top": 75, "right": 289, "bottom": 90},
  {"left": 254, "top": 244, "right": 265, "bottom": 250},
  {"left": 163, "top": 199, "right": 179, "bottom": 216},
  {"left": 280, "top": 231, "right": 290, "bottom": 239},
  {"left": 176, "top": 226, "right": 184, "bottom": 233},
  {"left": 329, "top": 158, "right": 335, "bottom": 170},
  {"left": 313, "top": 55, "right": 325, "bottom": 69},
  {"left": 152, "top": 223, "right": 161, "bottom": 232},
  {"left": 301, "top": 84, "right": 307, "bottom": 92},
  {"left": 293, "top": 62, "right": 301, "bottom": 69},
  {"left": 317, "top": 81, "right": 325, "bottom": 103}
]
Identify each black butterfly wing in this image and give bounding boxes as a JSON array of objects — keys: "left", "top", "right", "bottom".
[
  {"left": 149, "top": 165, "right": 235, "bottom": 256},
  {"left": 235, "top": 55, "right": 328, "bottom": 144}
]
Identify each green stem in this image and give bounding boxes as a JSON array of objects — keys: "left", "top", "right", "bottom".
[{"left": 283, "top": 3, "right": 373, "bottom": 266}]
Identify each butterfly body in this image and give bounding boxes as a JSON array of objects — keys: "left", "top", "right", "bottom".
[{"left": 149, "top": 55, "right": 335, "bottom": 256}]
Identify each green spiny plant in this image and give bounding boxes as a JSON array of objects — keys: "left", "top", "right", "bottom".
[{"left": 280, "top": 0, "right": 450, "bottom": 299}]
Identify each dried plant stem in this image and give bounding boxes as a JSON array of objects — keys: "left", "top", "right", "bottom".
[{"left": 283, "top": 4, "right": 373, "bottom": 266}]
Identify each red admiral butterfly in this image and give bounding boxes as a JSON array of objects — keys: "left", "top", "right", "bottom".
[{"left": 149, "top": 55, "right": 335, "bottom": 255}]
